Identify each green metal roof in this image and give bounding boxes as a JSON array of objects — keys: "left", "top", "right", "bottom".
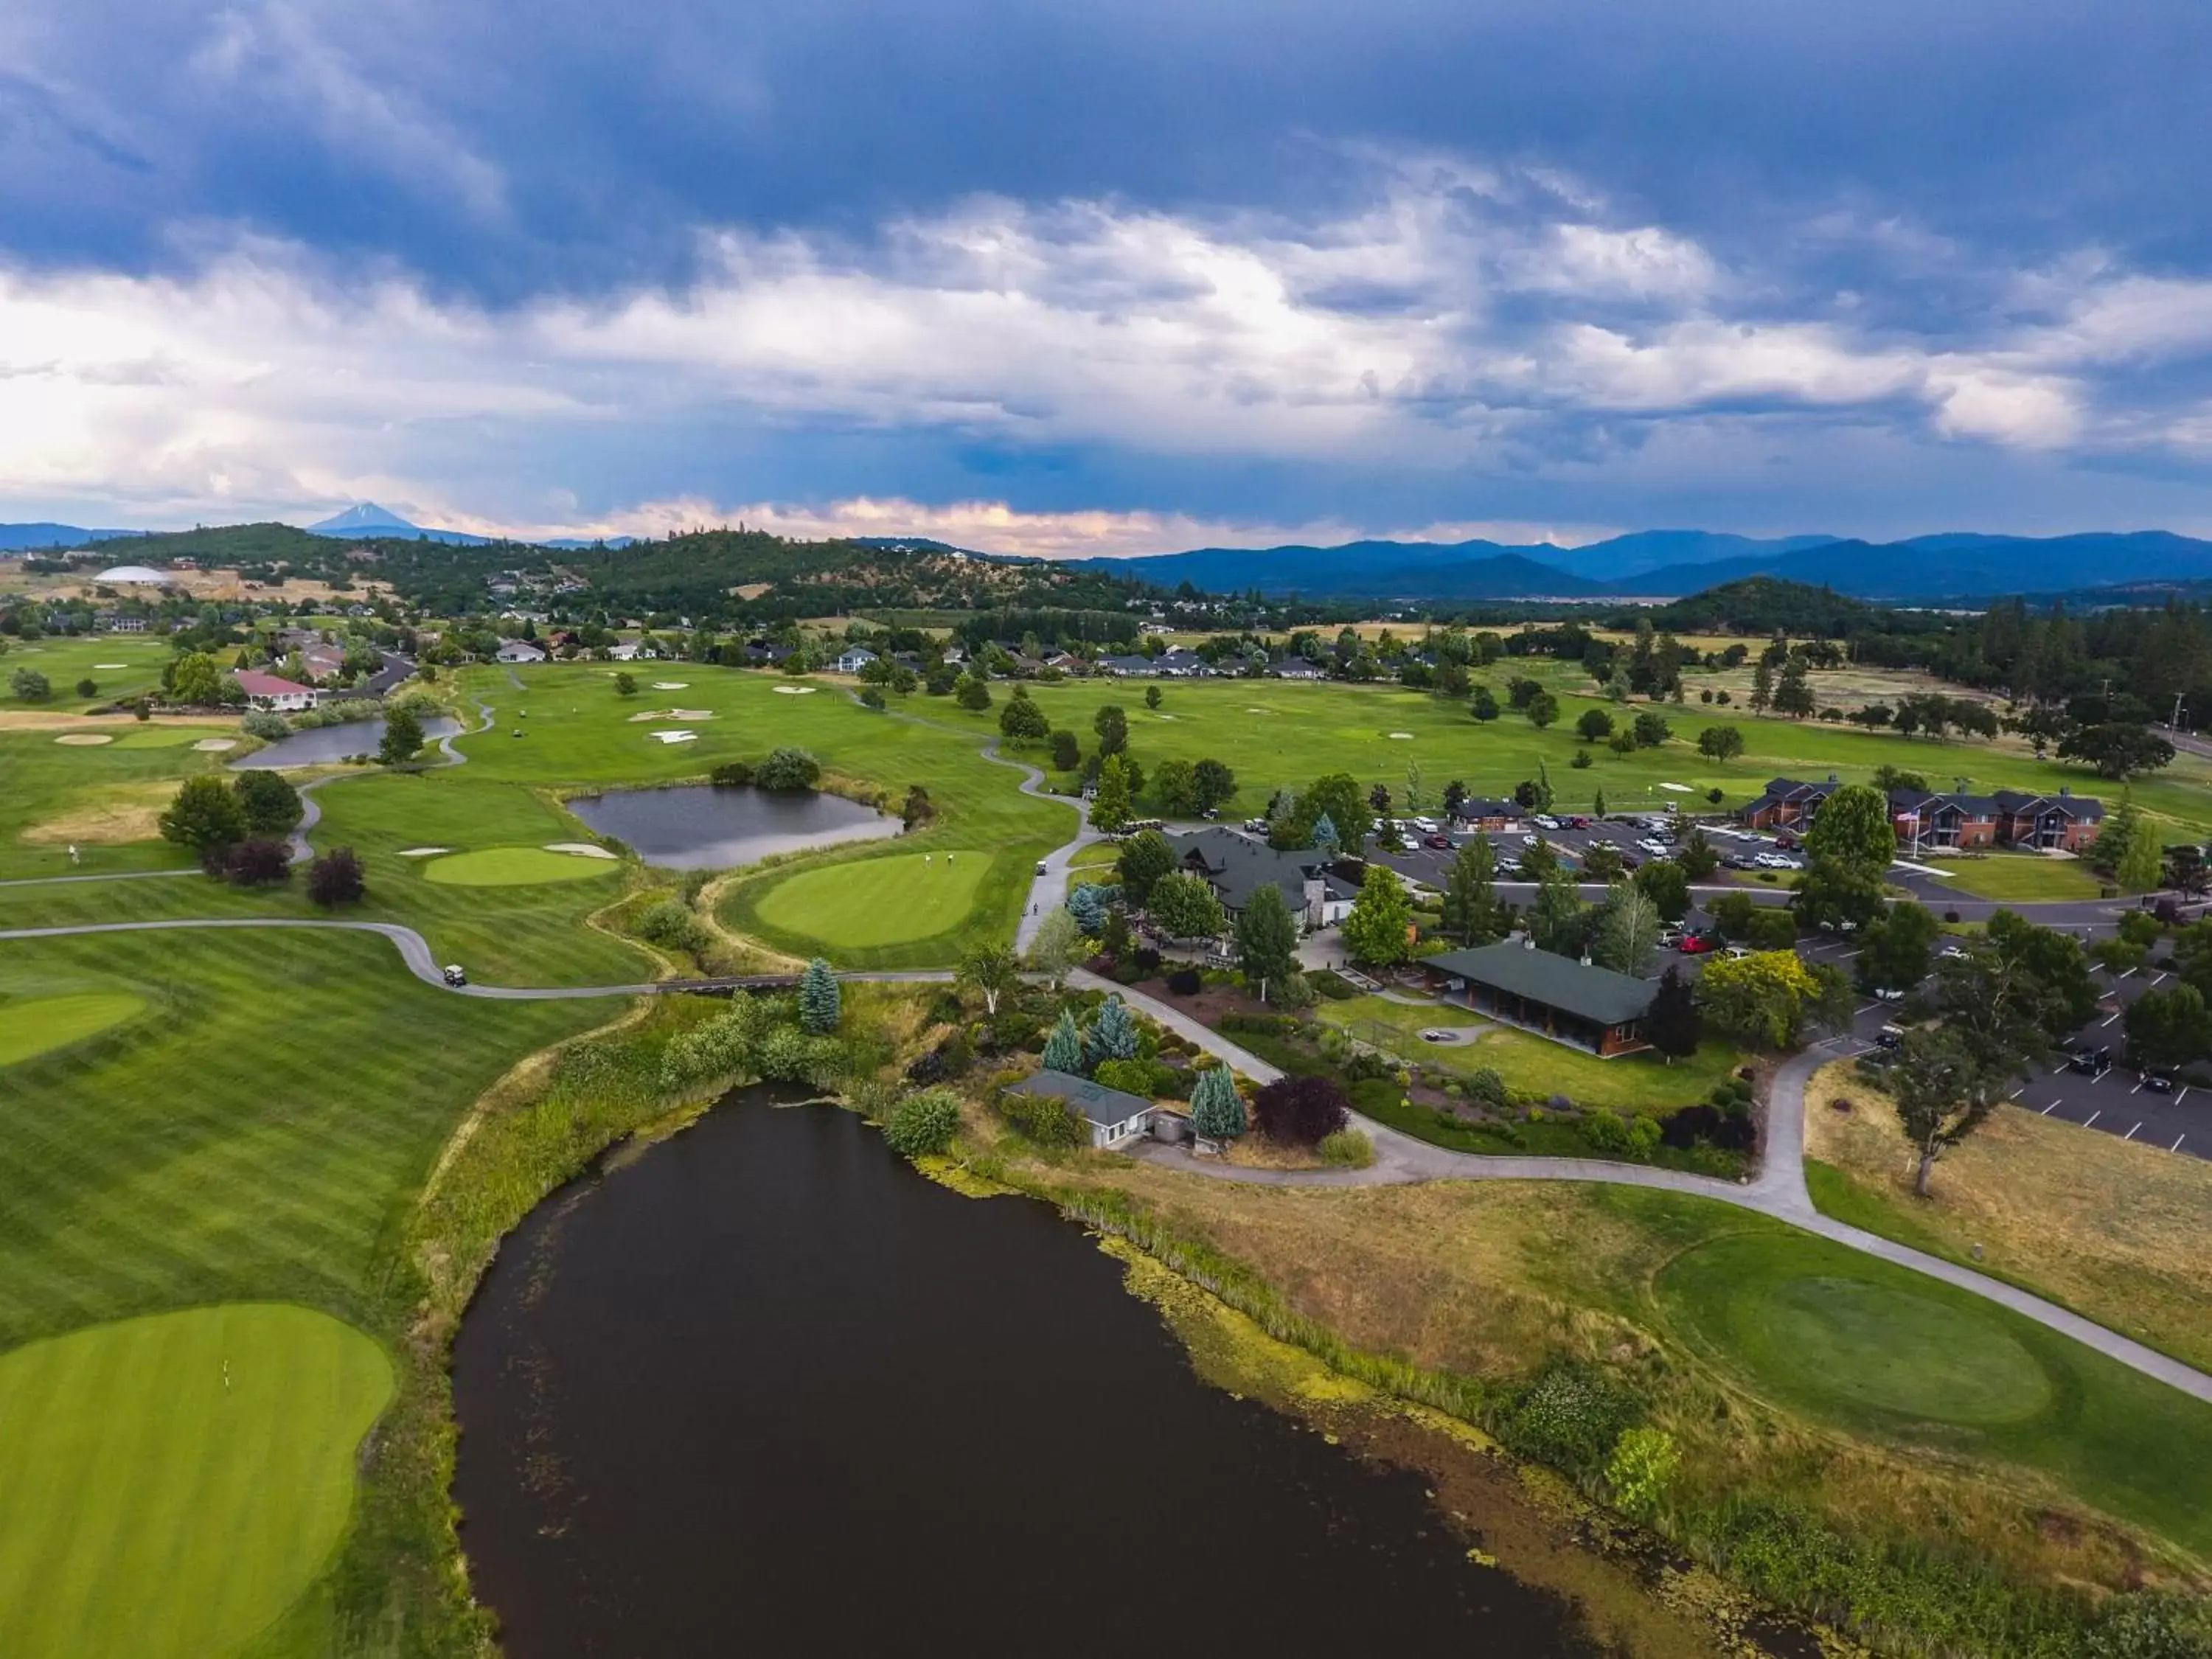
[{"left": 1424, "top": 940, "right": 1657, "bottom": 1027}]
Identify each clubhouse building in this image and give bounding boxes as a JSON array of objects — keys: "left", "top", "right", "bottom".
[
  {"left": 1418, "top": 938, "right": 1658, "bottom": 1057},
  {"left": 1164, "top": 827, "right": 1358, "bottom": 932}
]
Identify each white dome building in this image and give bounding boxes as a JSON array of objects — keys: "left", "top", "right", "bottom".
[{"left": 94, "top": 565, "right": 174, "bottom": 586}]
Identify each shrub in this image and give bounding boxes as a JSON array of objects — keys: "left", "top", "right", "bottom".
[
  {"left": 883, "top": 1088, "right": 963, "bottom": 1157},
  {"left": 1604, "top": 1427, "right": 1679, "bottom": 1519},
  {"left": 306, "top": 846, "right": 366, "bottom": 908},
  {"left": 1582, "top": 1108, "right": 1660, "bottom": 1161},
  {"left": 636, "top": 897, "right": 711, "bottom": 956},
  {"left": 998, "top": 1082, "right": 1085, "bottom": 1147},
  {"left": 1133, "top": 946, "right": 1162, "bottom": 975},
  {"left": 1500, "top": 1362, "right": 1644, "bottom": 1476},
  {"left": 1251, "top": 1074, "right": 1351, "bottom": 1144},
  {"left": 756, "top": 1025, "right": 847, "bottom": 1087},
  {"left": 240, "top": 709, "right": 291, "bottom": 741},
  {"left": 756, "top": 747, "right": 822, "bottom": 790},
  {"left": 1318, "top": 1129, "right": 1374, "bottom": 1167},
  {"left": 1166, "top": 967, "right": 1202, "bottom": 995},
  {"left": 1348, "top": 1077, "right": 1400, "bottom": 1116},
  {"left": 710, "top": 760, "right": 754, "bottom": 786},
  {"left": 224, "top": 838, "right": 293, "bottom": 887},
  {"left": 1463, "top": 1066, "right": 1509, "bottom": 1109},
  {"left": 75, "top": 677, "right": 98, "bottom": 698},
  {"left": 1307, "top": 969, "right": 1360, "bottom": 1000},
  {"left": 1093, "top": 1058, "right": 1162, "bottom": 1098}
]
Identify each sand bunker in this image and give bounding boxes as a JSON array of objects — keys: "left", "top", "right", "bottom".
[
  {"left": 192, "top": 737, "right": 239, "bottom": 751},
  {"left": 653, "top": 681, "right": 689, "bottom": 689},
  {"left": 1660, "top": 782, "right": 1691, "bottom": 793},
  {"left": 397, "top": 846, "right": 452, "bottom": 858},
  {"left": 1388, "top": 731, "right": 1415, "bottom": 740},
  {"left": 94, "top": 662, "right": 128, "bottom": 669},
  {"left": 772, "top": 684, "right": 818, "bottom": 695},
  {"left": 543, "top": 841, "right": 619, "bottom": 859},
  {"left": 650, "top": 729, "right": 698, "bottom": 744},
  {"left": 55, "top": 733, "right": 114, "bottom": 745},
  {"left": 1245, "top": 707, "right": 1276, "bottom": 715}
]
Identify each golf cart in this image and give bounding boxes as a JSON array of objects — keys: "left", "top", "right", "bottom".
[{"left": 442, "top": 964, "right": 468, "bottom": 987}]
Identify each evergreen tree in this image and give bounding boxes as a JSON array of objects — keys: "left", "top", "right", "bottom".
[
  {"left": 1440, "top": 834, "right": 1502, "bottom": 945},
  {"left": 1088, "top": 995, "right": 1138, "bottom": 1063},
  {"left": 799, "top": 958, "right": 841, "bottom": 1034},
  {"left": 1235, "top": 880, "right": 1301, "bottom": 998},
  {"left": 1308, "top": 811, "right": 1340, "bottom": 855},
  {"left": 1189, "top": 1066, "right": 1247, "bottom": 1141},
  {"left": 1644, "top": 965, "right": 1703, "bottom": 1060},
  {"left": 1043, "top": 1008, "right": 1085, "bottom": 1073},
  {"left": 1750, "top": 658, "right": 1774, "bottom": 712},
  {"left": 1091, "top": 754, "right": 1133, "bottom": 832}
]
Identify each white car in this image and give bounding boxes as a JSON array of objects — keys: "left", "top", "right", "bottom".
[
  {"left": 1410, "top": 816, "right": 1439, "bottom": 832},
  {"left": 1534, "top": 814, "right": 1560, "bottom": 830},
  {"left": 1522, "top": 832, "right": 1540, "bottom": 846}
]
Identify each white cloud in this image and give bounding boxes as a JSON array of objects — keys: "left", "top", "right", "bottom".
[{"left": 0, "top": 153, "right": 2206, "bottom": 532}]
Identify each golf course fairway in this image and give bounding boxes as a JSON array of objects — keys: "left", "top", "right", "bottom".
[
  {"left": 0, "top": 990, "right": 146, "bottom": 1068},
  {"left": 0, "top": 1303, "right": 394, "bottom": 1659},
  {"left": 421, "top": 846, "right": 620, "bottom": 886},
  {"left": 751, "top": 849, "right": 990, "bottom": 950}
]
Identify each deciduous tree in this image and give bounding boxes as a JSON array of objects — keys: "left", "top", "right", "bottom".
[
  {"left": 378, "top": 704, "right": 425, "bottom": 765},
  {"left": 1341, "top": 863, "right": 1413, "bottom": 966},
  {"left": 1090, "top": 754, "right": 1133, "bottom": 832},
  {"left": 159, "top": 775, "right": 246, "bottom": 855},
  {"left": 957, "top": 943, "right": 1020, "bottom": 1019},
  {"left": 1696, "top": 950, "right": 1823, "bottom": 1048},
  {"left": 232, "top": 769, "right": 304, "bottom": 835},
  {"left": 1093, "top": 703, "right": 1130, "bottom": 756},
  {"left": 1147, "top": 871, "right": 1227, "bottom": 940},
  {"left": 2124, "top": 983, "right": 2212, "bottom": 1073},
  {"left": 1891, "top": 1025, "right": 1999, "bottom": 1196},
  {"left": 1250, "top": 1074, "right": 1350, "bottom": 1145},
  {"left": 1116, "top": 829, "right": 1176, "bottom": 905},
  {"left": 1697, "top": 725, "right": 1745, "bottom": 764},
  {"left": 1234, "top": 880, "right": 1301, "bottom": 999},
  {"left": 306, "top": 846, "right": 366, "bottom": 908},
  {"left": 1441, "top": 835, "right": 1503, "bottom": 945}
]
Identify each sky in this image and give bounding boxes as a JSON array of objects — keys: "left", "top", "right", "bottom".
[{"left": 3, "top": 0, "right": 2211, "bottom": 556}]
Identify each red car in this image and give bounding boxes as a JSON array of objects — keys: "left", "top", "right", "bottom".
[
  {"left": 1677, "top": 933, "right": 1718, "bottom": 954},
  {"left": 1424, "top": 833, "right": 1453, "bottom": 850},
  {"left": 1568, "top": 815, "right": 1590, "bottom": 829}
]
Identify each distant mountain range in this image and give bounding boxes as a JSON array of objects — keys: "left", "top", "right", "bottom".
[
  {"left": 0, "top": 523, "right": 145, "bottom": 552},
  {"left": 1071, "top": 529, "right": 2212, "bottom": 602},
  {"left": 299, "top": 503, "right": 636, "bottom": 549}
]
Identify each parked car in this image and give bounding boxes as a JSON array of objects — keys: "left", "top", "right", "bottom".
[
  {"left": 1723, "top": 853, "right": 1756, "bottom": 869},
  {"left": 442, "top": 964, "right": 468, "bottom": 987},
  {"left": 1678, "top": 933, "right": 1718, "bottom": 955},
  {"left": 2068, "top": 1045, "right": 2112, "bottom": 1076},
  {"left": 1568, "top": 815, "right": 1591, "bottom": 830},
  {"left": 1775, "top": 832, "right": 1800, "bottom": 850},
  {"left": 1424, "top": 833, "right": 1453, "bottom": 850},
  {"left": 1939, "top": 943, "right": 1967, "bottom": 960},
  {"left": 1521, "top": 833, "right": 1540, "bottom": 846},
  {"left": 1658, "top": 925, "right": 1686, "bottom": 947},
  {"left": 1495, "top": 857, "right": 1523, "bottom": 875},
  {"left": 1876, "top": 1023, "right": 1904, "bottom": 1049},
  {"left": 1723, "top": 945, "right": 1753, "bottom": 961},
  {"left": 2143, "top": 1071, "right": 2177, "bottom": 1093},
  {"left": 1411, "top": 817, "right": 1439, "bottom": 832},
  {"left": 1873, "top": 986, "right": 1907, "bottom": 1001},
  {"left": 1534, "top": 814, "right": 1560, "bottom": 830}
]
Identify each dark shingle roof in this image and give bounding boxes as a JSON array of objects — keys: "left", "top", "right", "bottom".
[
  {"left": 1167, "top": 827, "right": 1332, "bottom": 912},
  {"left": 1424, "top": 940, "right": 1657, "bottom": 1027},
  {"left": 1012, "top": 1068, "right": 1154, "bottom": 1127}
]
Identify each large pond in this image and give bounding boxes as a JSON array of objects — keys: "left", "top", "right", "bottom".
[
  {"left": 230, "top": 716, "right": 460, "bottom": 769},
  {"left": 565, "top": 784, "right": 900, "bottom": 869},
  {"left": 452, "top": 1095, "right": 1614, "bottom": 1657}
]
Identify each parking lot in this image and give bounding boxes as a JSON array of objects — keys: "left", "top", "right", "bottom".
[{"left": 1368, "top": 811, "right": 1797, "bottom": 894}]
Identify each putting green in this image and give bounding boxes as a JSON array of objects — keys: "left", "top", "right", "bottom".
[
  {"left": 111, "top": 726, "right": 222, "bottom": 750},
  {"left": 1658, "top": 1233, "right": 2053, "bottom": 1427},
  {"left": 0, "top": 991, "right": 146, "bottom": 1067},
  {"left": 421, "top": 846, "right": 620, "bottom": 886},
  {"left": 0, "top": 1304, "right": 394, "bottom": 1659},
  {"left": 753, "top": 850, "right": 990, "bottom": 950}
]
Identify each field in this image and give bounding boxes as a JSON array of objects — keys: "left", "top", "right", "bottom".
[
  {"left": 0, "top": 634, "right": 174, "bottom": 712},
  {"left": 0, "top": 989, "right": 147, "bottom": 1064},
  {"left": 747, "top": 849, "right": 988, "bottom": 953},
  {"left": 0, "top": 723, "right": 232, "bottom": 879},
  {"left": 1920, "top": 853, "right": 2107, "bottom": 902},
  {"left": 1803, "top": 1061, "right": 2212, "bottom": 1371},
  {"left": 0, "top": 927, "right": 609, "bottom": 1652},
  {"left": 1038, "top": 1157, "right": 2212, "bottom": 1610},
  {"left": 420, "top": 845, "right": 621, "bottom": 886},
  {"left": 1316, "top": 992, "right": 1741, "bottom": 1110},
  {"left": 0, "top": 1304, "right": 393, "bottom": 1659},
  {"left": 927, "top": 675, "right": 2212, "bottom": 837}
]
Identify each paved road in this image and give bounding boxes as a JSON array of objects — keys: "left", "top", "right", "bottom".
[{"left": 1100, "top": 980, "right": 2212, "bottom": 1405}]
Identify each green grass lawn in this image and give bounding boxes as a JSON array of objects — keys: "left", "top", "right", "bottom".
[
  {"left": 0, "top": 634, "right": 173, "bottom": 712},
  {"left": 748, "top": 849, "right": 988, "bottom": 952},
  {"left": 928, "top": 676, "right": 2212, "bottom": 837},
  {"left": 0, "top": 1304, "right": 393, "bottom": 1659},
  {"left": 1318, "top": 993, "right": 1741, "bottom": 1110},
  {"left": 1922, "top": 854, "right": 2107, "bottom": 902},
  {"left": 0, "top": 990, "right": 147, "bottom": 1065},
  {"left": 420, "top": 845, "right": 622, "bottom": 886},
  {"left": 1650, "top": 1220, "right": 2212, "bottom": 1555},
  {"left": 0, "top": 725, "right": 233, "bottom": 880}
]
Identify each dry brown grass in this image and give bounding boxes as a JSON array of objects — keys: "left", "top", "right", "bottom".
[
  {"left": 21, "top": 781, "right": 177, "bottom": 845},
  {"left": 1023, "top": 1156, "right": 2183, "bottom": 1595},
  {"left": 1804, "top": 1062, "right": 2212, "bottom": 1371}
]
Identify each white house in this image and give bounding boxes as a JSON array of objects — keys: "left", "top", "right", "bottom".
[
  {"left": 1009, "top": 1069, "right": 1160, "bottom": 1150},
  {"left": 233, "top": 669, "right": 316, "bottom": 712},
  {"left": 835, "top": 646, "right": 880, "bottom": 674},
  {"left": 495, "top": 639, "right": 547, "bottom": 664}
]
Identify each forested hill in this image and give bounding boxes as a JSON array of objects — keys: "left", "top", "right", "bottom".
[{"left": 33, "top": 521, "right": 1151, "bottom": 621}]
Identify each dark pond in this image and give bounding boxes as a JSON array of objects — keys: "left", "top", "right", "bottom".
[
  {"left": 230, "top": 715, "right": 461, "bottom": 769},
  {"left": 565, "top": 784, "right": 900, "bottom": 869},
  {"left": 452, "top": 1093, "right": 1609, "bottom": 1658}
]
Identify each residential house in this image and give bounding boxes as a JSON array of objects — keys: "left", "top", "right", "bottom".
[
  {"left": 834, "top": 646, "right": 880, "bottom": 675},
  {"left": 1166, "top": 827, "right": 1357, "bottom": 931},
  {"left": 742, "top": 640, "right": 795, "bottom": 667},
  {"left": 1419, "top": 937, "right": 1656, "bottom": 1056},
  {"left": 1739, "top": 776, "right": 1839, "bottom": 832},
  {"left": 1271, "top": 655, "right": 1326, "bottom": 680},
  {"left": 233, "top": 669, "right": 316, "bottom": 712},
  {"left": 606, "top": 640, "right": 659, "bottom": 661},
  {"left": 1099, "top": 653, "right": 1156, "bottom": 677},
  {"left": 495, "top": 639, "right": 547, "bottom": 665},
  {"left": 1008, "top": 1069, "right": 1162, "bottom": 1150},
  {"left": 1154, "top": 648, "right": 1215, "bottom": 678},
  {"left": 299, "top": 644, "right": 349, "bottom": 682},
  {"left": 98, "top": 613, "right": 150, "bottom": 633}
]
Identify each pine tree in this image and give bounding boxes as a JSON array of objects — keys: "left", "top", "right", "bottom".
[
  {"left": 1308, "top": 811, "right": 1340, "bottom": 855},
  {"left": 1043, "top": 1008, "right": 1085, "bottom": 1073},
  {"left": 1441, "top": 835, "right": 1501, "bottom": 945},
  {"left": 799, "top": 958, "right": 841, "bottom": 1034},
  {"left": 1645, "top": 965, "right": 1703, "bottom": 1060},
  {"left": 1088, "top": 994, "right": 1138, "bottom": 1062},
  {"left": 1189, "top": 1066, "right": 1246, "bottom": 1141}
]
